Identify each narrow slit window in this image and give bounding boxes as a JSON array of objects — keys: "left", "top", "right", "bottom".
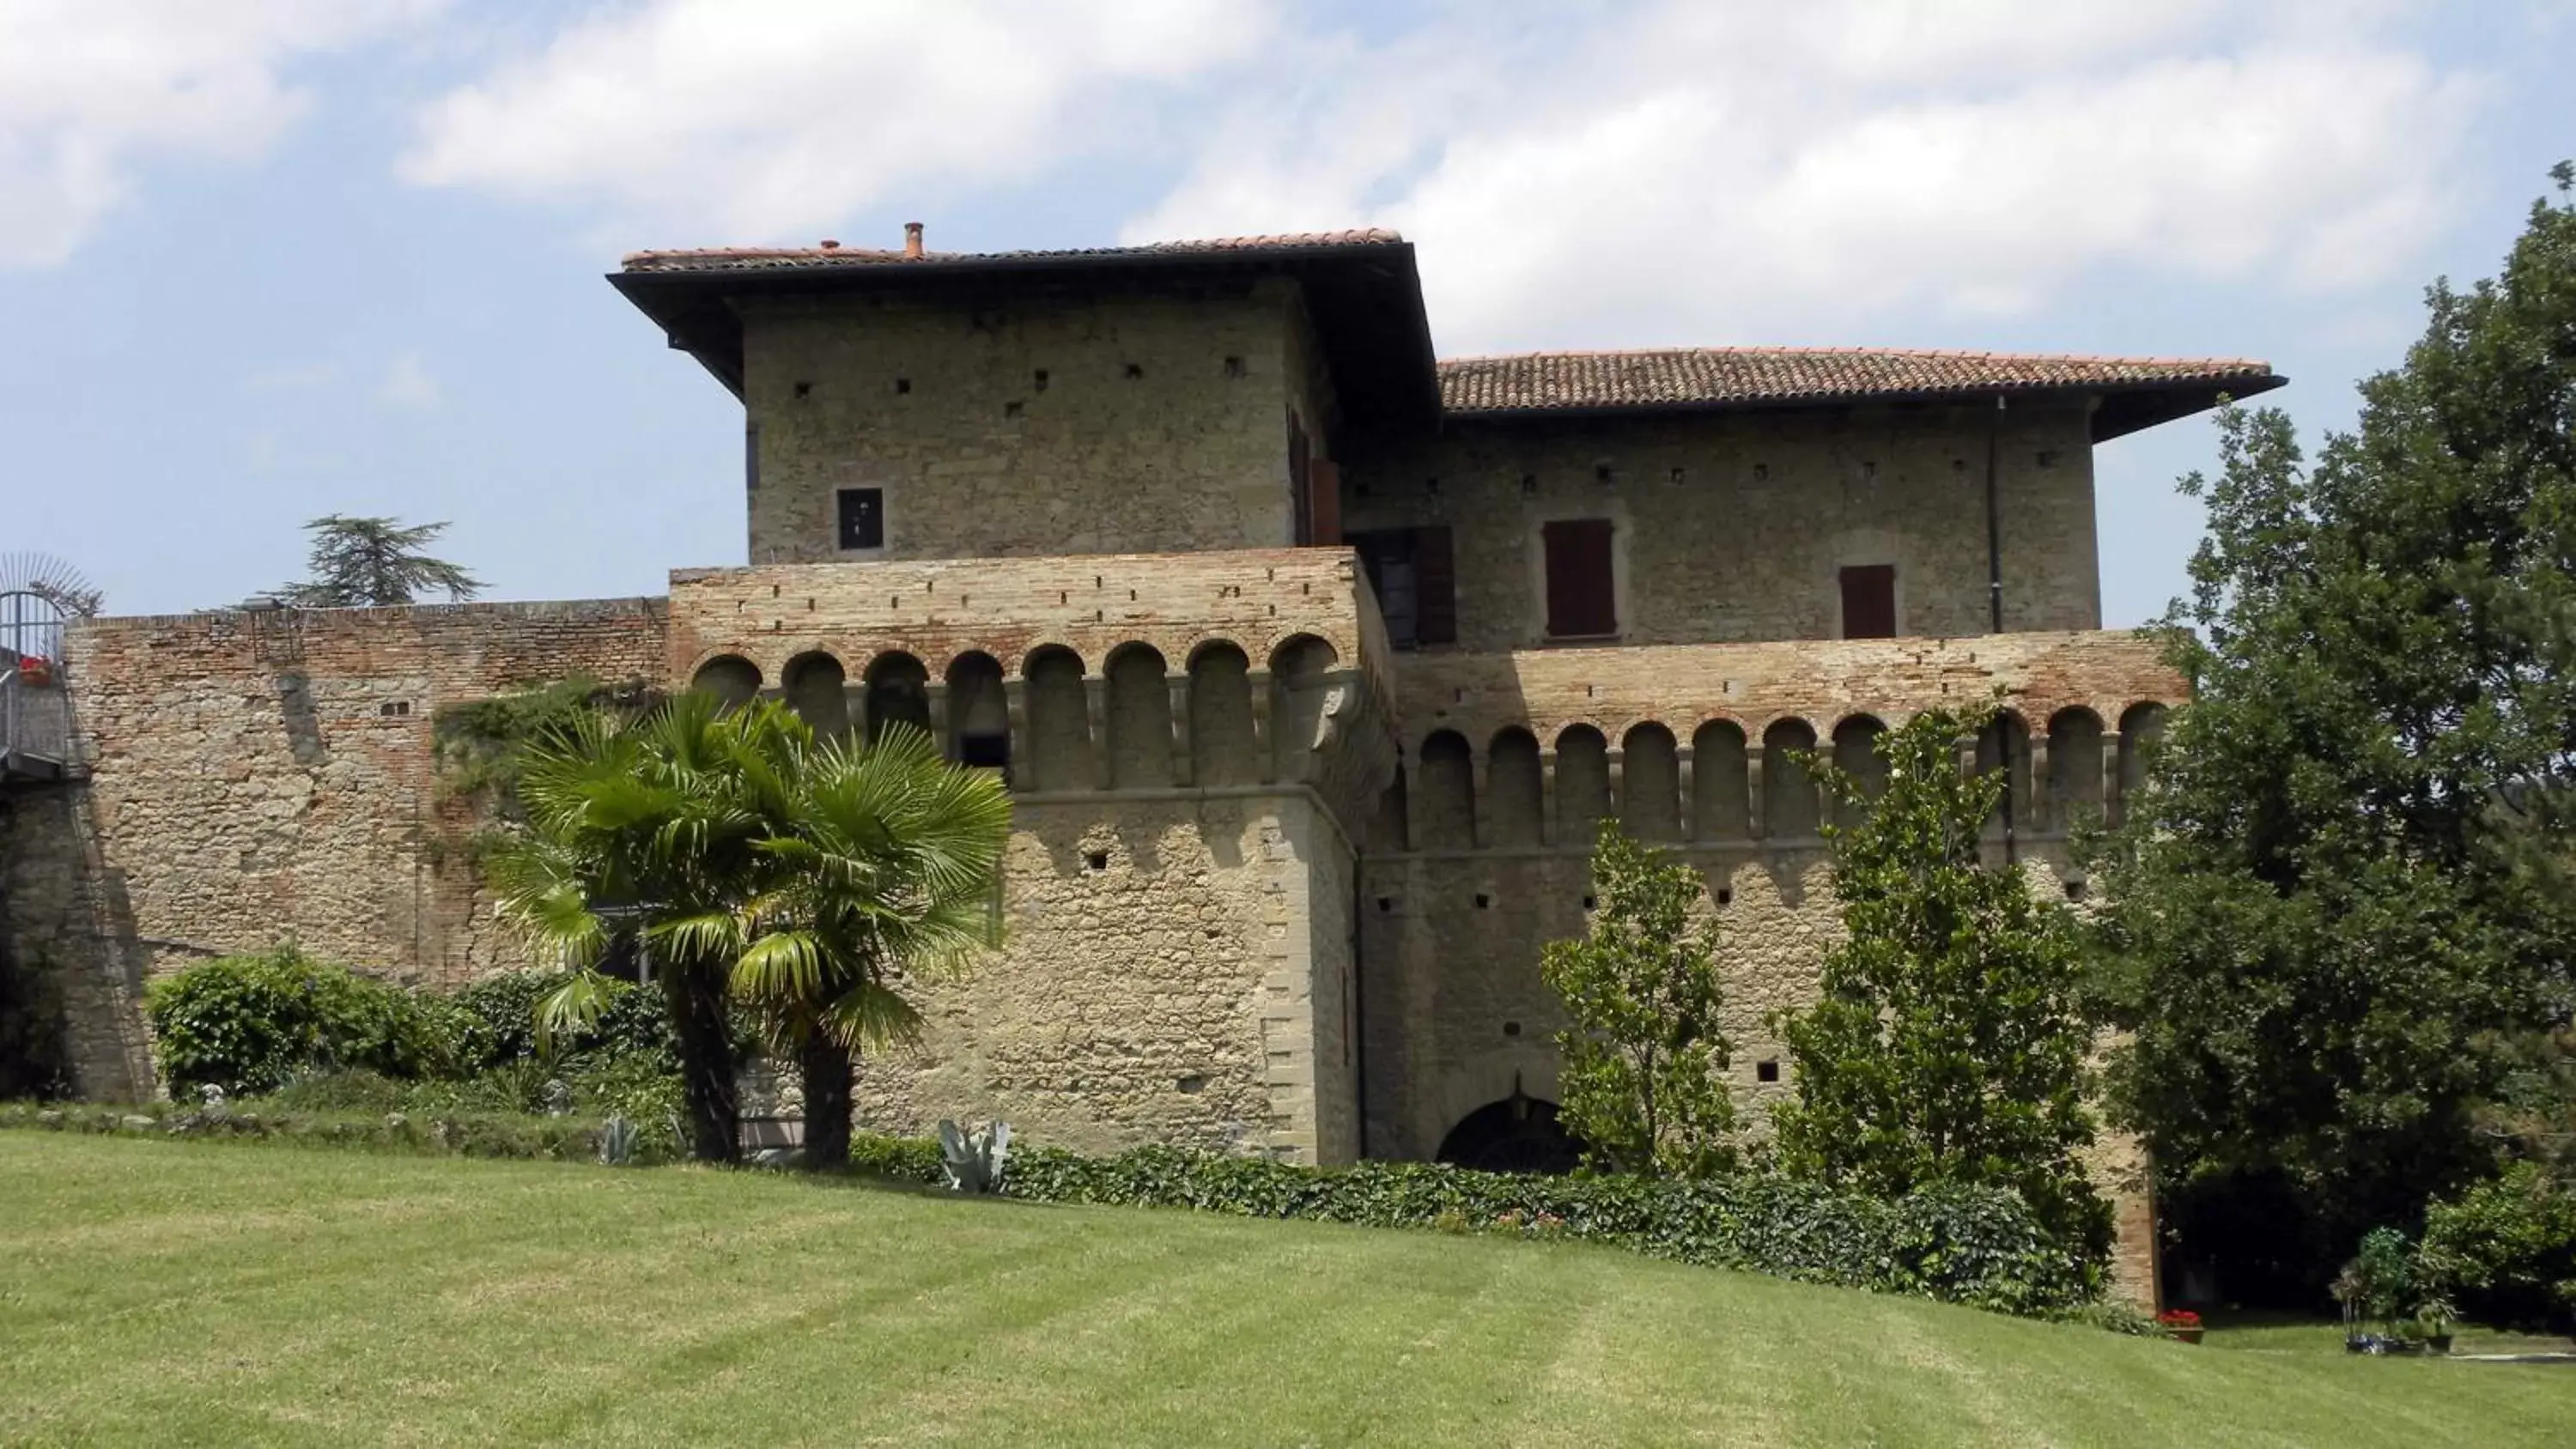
[{"left": 1840, "top": 564, "right": 1896, "bottom": 639}]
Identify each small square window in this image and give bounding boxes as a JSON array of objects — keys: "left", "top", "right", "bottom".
[
  {"left": 837, "top": 487, "right": 885, "bottom": 551},
  {"left": 1757, "top": 1059, "right": 1781, "bottom": 1083}
]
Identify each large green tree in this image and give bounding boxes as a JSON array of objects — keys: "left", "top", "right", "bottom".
[
  {"left": 280, "top": 514, "right": 483, "bottom": 607},
  {"left": 1540, "top": 822, "right": 1736, "bottom": 1178},
  {"left": 2087, "top": 167, "right": 2576, "bottom": 1290},
  {"left": 1771, "top": 705, "right": 2105, "bottom": 1253}
]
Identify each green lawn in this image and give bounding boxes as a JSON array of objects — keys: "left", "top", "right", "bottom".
[{"left": 2, "top": 1134, "right": 2569, "bottom": 1446}]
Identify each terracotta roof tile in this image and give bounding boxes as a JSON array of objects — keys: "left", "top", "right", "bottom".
[
  {"left": 1436, "top": 348, "right": 2277, "bottom": 414},
  {"left": 621, "top": 229, "right": 1407, "bottom": 273}
]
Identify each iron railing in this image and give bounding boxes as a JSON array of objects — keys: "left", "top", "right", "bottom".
[{"left": 0, "top": 662, "right": 74, "bottom": 781}]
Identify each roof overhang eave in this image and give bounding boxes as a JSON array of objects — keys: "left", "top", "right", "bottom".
[
  {"left": 1440, "top": 373, "right": 2287, "bottom": 440},
  {"left": 607, "top": 244, "right": 1443, "bottom": 425}
]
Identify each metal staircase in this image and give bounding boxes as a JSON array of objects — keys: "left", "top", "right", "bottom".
[
  {"left": 1, "top": 662, "right": 72, "bottom": 784},
  {"left": 0, "top": 553, "right": 98, "bottom": 788}
]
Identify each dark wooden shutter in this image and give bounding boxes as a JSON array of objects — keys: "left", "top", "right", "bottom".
[
  {"left": 1287, "top": 409, "right": 1312, "bottom": 543},
  {"left": 1543, "top": 518, "right": 1616, "bottom": 637},
  {"left": 1413, "top": 525, "right": 1456, "bottom": 646},
  {"left": 1840, "top": 564, "right": 1896, "bottom": 639},
  {"left": 1309, "top": 458, "right": 1341, "bottom": 546}
]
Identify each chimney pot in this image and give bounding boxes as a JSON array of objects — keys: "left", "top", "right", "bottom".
[
  {"left": 818, "top": 238, "right": 840, "bottom": 250},
  {"left": 903, "top": 221, "right": 924, "bottom": 259}
]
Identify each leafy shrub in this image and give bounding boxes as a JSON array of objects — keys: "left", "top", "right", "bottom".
[
  {"left": 259, "top": 1069, "right": 416, "bottom": 1114},
  {"left": 2419, "top": 1163, "right": 2576, "bottom": 1330},
  {"left": 261, "top": 1062, "right": 683, "bottom": 1149},
  {"left": 145, "top": 946, "right": 450, "bottom": 1095},
  {"left": 849, "top": 1135, "right": 2099, "bottom": 1315},
  {"left": 2050, "top": 1299, "right": 2163, "bottom": 1336},
  {"left": 0, "top": 1097, "right": 650, "bottom": 1162},
  {"left": 446, "top": 970, "right": 677, "bottom": 1075}
]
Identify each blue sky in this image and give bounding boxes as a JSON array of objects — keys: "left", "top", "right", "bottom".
[{"left": 3, "top": 1, "right": 2569, "bottom": 624}]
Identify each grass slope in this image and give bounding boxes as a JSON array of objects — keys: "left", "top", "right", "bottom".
[{"left": 2, "top": 1135, "right": 2568, "bottom": 1447}]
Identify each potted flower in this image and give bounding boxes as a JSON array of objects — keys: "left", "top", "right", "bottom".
[{"left": 2157, "top": 1308, "right": 2204, "bottom": 1345}]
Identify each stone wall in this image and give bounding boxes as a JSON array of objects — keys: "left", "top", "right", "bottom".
[
  {"left": 850, "top": 790, "right": 1360, "bottom": 1163},
  {"left": 742, "top": 282, "right": 1326, "bottom": 563},
  {"left": 1359, "top": 627, "right": 2182, "bottom": 1306},
  {"left": 1340, "top": 401, "right": 2100, "bottom": 650},
  {"left": 15, "top": 555, "right": 1396, "bottom": 1166},
  {"left": 1, "top": 783, "right": 153, "bottom": 1100},
  {"left": 666, "top": 548, "right": 1383, "bottom": 697},
  {"left": 5, "top": 600, "right": 667, "bottom": 1094}
]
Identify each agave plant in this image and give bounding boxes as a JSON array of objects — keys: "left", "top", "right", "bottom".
[
  {"left": 598, "top": 1114, "right": 641, "bottom": 1166},
  {"left": 938, "top": 1119, "right": 1012, "bottom": 1194}
]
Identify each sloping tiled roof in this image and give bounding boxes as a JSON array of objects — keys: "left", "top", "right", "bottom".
[
  {"left": 1437, "top": 348, "right": 2278, "bottom": 415},
  {"left": 621, "top": 229, "right": 1407, "bottom": 274}
]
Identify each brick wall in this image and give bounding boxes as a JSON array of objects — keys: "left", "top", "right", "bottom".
[
  {"left": 1340, "top": 402, "right": 2101, "bottom": 651},
  {"left": 741, "top": 284, "right": 1321, "bottom": 563},
  {"left": 666, "top": 547, "right": 1379, "bottom": 689}
]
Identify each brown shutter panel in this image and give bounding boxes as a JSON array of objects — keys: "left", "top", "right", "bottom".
[
  {"left": 1309, "top": 458, "right": 1341, "bottom": 546},
  {"left": 1287, "top": 409, "right": 1312, "bottom": 543},
  {"left": 1840, "top": 565, "right": 1897, "bottom": 639},
  {"left": 1544, "top": 518, "right": 1617, "bottom": 637},
  {"left": 1413, "top": 524, "right": 1456, "bottom": 646}
]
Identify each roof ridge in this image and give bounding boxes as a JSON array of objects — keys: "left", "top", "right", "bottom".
[
  {"left": 1436, "top": 345, "right": 2272, "bottom": 369},
  {"left": 621, "top": 228, "right": 1407, "bottom": 272}
]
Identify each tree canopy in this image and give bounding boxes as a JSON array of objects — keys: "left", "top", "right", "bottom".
[
  {"left": 1540, "top": 822, "right": 1736, "bottom": 1178},
  {"left": 2086, "top": 166, "right": 2576, "bottom": 1294},
  {"left": 1771, "top": 704, "right": 2105, "bottom": 1255},
  {"left": 280, "top": 514, "right": 483, "bottom": 607}
]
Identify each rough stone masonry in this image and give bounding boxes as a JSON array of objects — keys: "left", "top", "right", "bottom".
[{"left": 0, "top": 227, "right": 2277, "bottom": 1309}]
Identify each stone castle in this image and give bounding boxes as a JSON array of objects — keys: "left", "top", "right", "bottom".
[{"left": 0, "top": 227, "right": 2278, "bottom": 1300}]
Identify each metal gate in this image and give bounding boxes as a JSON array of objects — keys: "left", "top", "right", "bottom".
[{"left": 1, "top": 554, "right": 100, "bottom": 783}]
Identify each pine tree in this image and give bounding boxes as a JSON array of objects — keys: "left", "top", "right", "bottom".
[{"left": 280, "top": 514, "right": 483, "bottom": 607}]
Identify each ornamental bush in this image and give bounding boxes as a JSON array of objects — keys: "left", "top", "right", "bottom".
[
  {"left": 144, "top": 945, "right": 451, "bottom": 1095},
  {"left": 847, "top": 1135, "right": 2099, "bottom": 1315},
  {"left": 2418, "top": 1163, "right": 2576, "bottom": 1330},
  {"left": 446, "top": 969, "right": 677, "bottom": 1075}
]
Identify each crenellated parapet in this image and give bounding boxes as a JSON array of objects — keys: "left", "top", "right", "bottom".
[
  {"left": 666, "top": 548, "right": 1399, "bottom": 843},
  {"left": 1385, "top": 630, "right": 2184, "bottom": 852}
]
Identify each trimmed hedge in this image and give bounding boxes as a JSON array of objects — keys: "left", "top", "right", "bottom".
[{"left": 848, "top": 1136, "right": 2100, "bottom": 1315}]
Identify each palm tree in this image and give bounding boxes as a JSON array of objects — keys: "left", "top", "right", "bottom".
[
  {"left": 484, "top": 692, "right": 805, "bottom": 1161},
  {"left": 727, "top": 723, "right": 1011, "bottom": 1167}
]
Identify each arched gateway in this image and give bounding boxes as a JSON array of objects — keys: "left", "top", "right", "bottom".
[{"left": 1435, "top": 1093, "right": 1585, "bottom": 1175}]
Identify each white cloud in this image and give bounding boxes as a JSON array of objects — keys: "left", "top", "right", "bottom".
[
  {"left": 377, "top": 352, "right": 440, "bottom": 409},
  {"left": 0, "top": 1, "right": 433, "bottom": 267},
  {"left": 401, "top": 0, "right": 1273, "bottom": 241},
  {"left": 1125, "top": 1, "right": 2487, "bottom": 352}
]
